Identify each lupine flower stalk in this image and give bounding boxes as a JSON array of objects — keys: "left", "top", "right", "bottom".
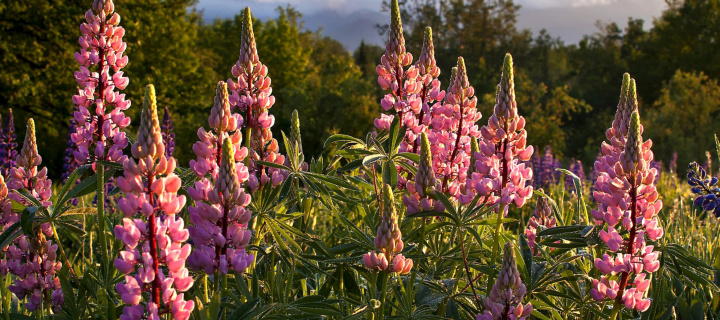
[
  {"left": 5, "top": 119, "right": 62, "bottom": 312},
  {"left": 114, "top": 85, "right": 194, "bottom": 320},
  {"left": 61, "top": 110, "right": 81, "bottom": 183},
  {"left": 71, "top": 0, "right": 130, "bottom": 166},
  {"left": 688, "top": 162, "right": 720, "bottom": 217},
  {"left": 428, "top": 57, "right": 482, "bottom": 201},
  {"left": 187, "top": 81, "right": 253, "bottom": 276},
  {"left": 227, "top": 7, "right": 286, "bottom": 192},
  {"left": 466, "top": 54, "right": 533, "bottom": 261},
  {"left": 161, "top": 106, "right": 176, "bottom": 159},
  {"left": 363, "top": 184, "right": 413, "bottom": 274},
  {"left": 591, "top": 83, "right": 663, "bottom": 314},
  {"left": 466, "top": 54, "right": 533, "bottom": 210},
  {"left": 538, "top": 146, "right": 558, "bottom": 188},
  {"left": 402, "top": 132, "right": 444, "bottom": 214},
  {"left": 409, "top": 27, "right": 445, "bottom": 154},
  {"left": 477, "top": 243, "right": 533, "bottom": 320},
  {"left": 525, "top": 196, "right": 556, "bottom": 255},
  {"left": 374, "top": 0, "right": 423, "bottom": 152},
  {"left": 0, "top": 109, "right": 18, "bottom": 177},
  {"left": 565, "top": 159, "right": 586, "bottom": 191},
  {"left": 0, "top": 173, "right": 14, "bottom": 275}
]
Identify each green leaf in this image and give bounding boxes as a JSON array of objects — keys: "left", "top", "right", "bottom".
[
  {"left": 338, "top": 159, "right": 363, "bottom": 172},
  {"left": 325, "top": 134, "right": 365, "bottom": 147},
  {"left": 13, "top": 189, "right": 42, "bottom": 207},
  {"left": 64, "top": 168, "right": 116, "bottom": 202},
  {"left": 395, "top": 152, "right": 420, "bottom": 163},
  {"left": 256, "top": 160, "right": 292, "bottom": 172},
  {"left": 0, "top": 222, "right": 22, "bottom": 250},
  {"left": 304, "top": 172, "right": 359, "bottom": 191},
  {"left": 20, "top": 206, "right": 38, "bottom": 235},
  {"left": 555, "top": 168, "right": 588, "bottom": 224},
  {"left": 362, "top": 154, "right": 385, "bottom": 166},
  {"left": 382, "top": 161, "right": 398, "bottom": 188},
  {"left": 54, "top": 165, "right": 91, "bottom": 209}
]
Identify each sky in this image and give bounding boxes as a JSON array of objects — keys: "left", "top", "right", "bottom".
[{"left": 196, "top": 0, "right": 668, "bottom": 50}]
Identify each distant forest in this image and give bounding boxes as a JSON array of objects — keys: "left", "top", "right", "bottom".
[{"left": 1, "top": 0, "right": 718, "bottom": 177}]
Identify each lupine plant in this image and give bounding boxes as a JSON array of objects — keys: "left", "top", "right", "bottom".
[
  {"left": 114, "top": 85, "right": 194, "bottom": 320},
  {"left": 227, "top": 7, "right": 287, "bottom": 192},
  {"left": 590, "top": 77, "right": 663, "bottom": 317},
  {"left": 1, "top": 0, "right": 718, "bottom": 319},
  {"left": 0, "top": 109, "right": 17, "bottom": 177},
  {"left": 161, "top": 106, "right": 176, "bottom": 159}
]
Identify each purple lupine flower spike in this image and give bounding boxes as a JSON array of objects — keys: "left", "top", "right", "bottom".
[
  {"left": 187, "top": 81, "right": 253, "bottom": 275},
  {"left": 0, "top": 109, "right": 18, "bottom": 177},
  {"left": 525, "top": 196, "right": 556, "bottom": 255},
  {"left": 477, "top": 243, "right": 533, "bottom": 319},
  {"left": 465, "top": 54, "right": 533, "bottom": 210},
  {"left": 6, "top": 119, "right": 62, "bottom": 312},
  {"left": 72, "top": 0, "right": 130, "bottom": 166},
  {"left": 228, "top": 7, "right": 287, "bottom": 191},
  {"left": 688, "top": 162, "right": 720, "bottom": 217},
  {"left": 161, "top": 106, "right": 175, "bottom": 159},
  {"left": 590, "top": 77, "right": 662, "bottom": 313},
  {"left": 62, "top": 110, "right": 81, "bottom": 205},
  {"left": 0, "top": 173, "right": 18, "bottom": 276},
  {"left": 363, "top": 184, "right": 413, "bottom": 274},
  {"left": 428, "top": 57, "right": 481, "bottom": 202},
  {"left": 114, "top": 84, "right": 194, "bottom": 320},
  {"left": 565, "top": 159, "right": 586, "bottom": 191}
]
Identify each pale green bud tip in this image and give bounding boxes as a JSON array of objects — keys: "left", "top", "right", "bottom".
[
  {"left": 420, "top": 132, "right": 431, "bottom": 159},
  {"left": 391, "top": 0, "right": 400, "bottom": 25},
  {"left": 26, "top": 118, "right": 35, "bottom": 137},
  {"left": 627, "top": 79, "right": 638, "bottom": 111},
  {"left": 243, "top": 7, "right": 252, "bottom": 26},
  {"left": 424, "top": 27, "right": 432, "bottom": 42},
  {"left": 382, "top": 183, "right": 395, "bottom": 212},
  {"left": 629, "top": 111, "right": 640, "bottom": 137},
  {"left": 144, "top": 84, "right": 157, "bottom": 114},
  {"left": 291, "top": 109, "right": 300, "bottom": 134},
  {"left": 222, "top": 137, "right": 235, "bottom": 163},
  {"left": 470, "top": 137, "right": 479, "bottom": 154},
  {"left": 502, "top": 53, "right": 514, "bottom": 85}
]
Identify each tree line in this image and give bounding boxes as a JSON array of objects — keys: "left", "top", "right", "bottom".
[{"left": 1, "top": 0, "right": 718, "bottom": 177}]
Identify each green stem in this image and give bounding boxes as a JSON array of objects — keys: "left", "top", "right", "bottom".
[
  {"left": 96, "top": 164, "right": 108, "bottom": 263},
  {"left": 490, "top": 203, "right": 506, "bottom": 263},
  {"left": 2, "top": 273, "right": 9, "bottom": 320},
  {"left": 51, "top": 223, "right": 77, "bottom": 278},
  {"left": 609, "top": 301, "right": 621, "bottom": 320},
  {"left": 377, "top": 271, "right": 389, "bottom": 320},
  {"left": 96, "top": 164, "right": 115, "bottom": 320}
]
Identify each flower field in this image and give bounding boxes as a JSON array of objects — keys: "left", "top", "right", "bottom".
[{"left": 0, "top": 0, "right": 719, "bottom": 319}]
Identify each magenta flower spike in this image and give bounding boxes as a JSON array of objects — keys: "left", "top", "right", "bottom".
[
  {"left": 7, "top": 119, "right": 52, "bottom": 207},
  {"left": 71, "top": 0, "right": 130, "bottom": 166},
  {"left": 363, "top": 184, "right": 413, "bottom": 274},
  {"left": 114, "top": 85, "right": 194, "bottom": 320},
  {"left": 187, "top": 82, "right": 253, "bottom": 275},
  {"left": 227, "top": 7, "right": 286, "bottom": 192},
  {"left": 402, "top": 132, "right": 444, "bottom": 214},
  {"left": 524, "top": 196, "right": 556, "bottom": 255},
  {"left": 5, "top": 119, "right": 62, "bottom": 312},
  {"left": 590, "top": 80, "right": 662, "bottom": 313},
  {"left": 477, "top": 243, "right": 533, "bottom": 320},
  {"left": 466, "top": 54, "right": 534, "bottom": 210},
  {"left": 426, "top": 57, "right": 482, "bottom": 201},
  {"left": 407, "top": 27, "right": 445, "bottom": 154},
  {"left": 374, "top": 0, "right": 424, "bottom": 157},
  {"left": 0, "top": 109, "right": 18, "bottom": 180},
  {"left": 0, "top": 174, "right": 15, "bottom": 275}
]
